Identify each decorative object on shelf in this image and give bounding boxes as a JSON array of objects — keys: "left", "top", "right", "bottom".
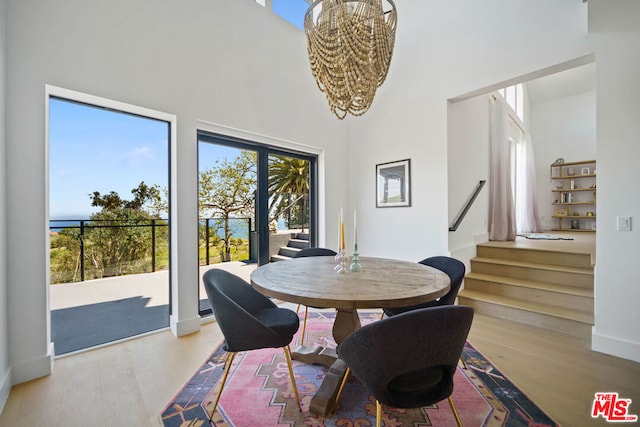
[
  {"left": 581, "top": 167, "right": 590, "bottom": 175},
  {"left": 304, "top": 0, "right": 398, "bottom": 119},
  {"left": 573, "top": 212, "right": 580, "bottom": 216},
  {"left": 586, "top": 211, "right": 595, "bottom": 217},
  {"left": 552, "top": 158, "right": 565, "bottom": 165},
  {"left": 349, "top": 210, "right": 362, "bottom": 272},
  {"left": 376, "top": 159, "right": 411, "bottom": 207},
  {"left": 571, "top": 219, "right": 580, "bottom": 229},
  {"left": 567, "top": 167, "right": 576, "bottom": 176}
]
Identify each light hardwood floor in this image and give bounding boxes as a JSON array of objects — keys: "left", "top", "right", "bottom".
[{"left": 1, "top": 309, "right": 638, "bottom": 427}]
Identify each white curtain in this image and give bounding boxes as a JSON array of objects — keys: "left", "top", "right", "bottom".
[
  {"left": 488, "top": 97, "right": 516, "bottom": 241},
  {"left": 515, "top": 132, "right": 543, "bottom": 233}
]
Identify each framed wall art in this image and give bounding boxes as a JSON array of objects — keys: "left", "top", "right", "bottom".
[{"left": 376, "top": 159, "right": 411, "bottom": 208}]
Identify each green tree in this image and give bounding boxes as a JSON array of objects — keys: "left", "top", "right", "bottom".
[
  {"left": 50, "top": 228, "right": 82, "bottom": 283},
  {"left": 85, "top": 181, "right": 167, "bottom": 278},
  {"left": 199, "top": 151, "right": 256, "bottom": 262},
  {"left": 268, "top": 155, "right": 310, "bottom": 231}
]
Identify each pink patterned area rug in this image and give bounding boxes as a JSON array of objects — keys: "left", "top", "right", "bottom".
[{"left": 161, "top": 311, "right": 558, "bottom": 427}]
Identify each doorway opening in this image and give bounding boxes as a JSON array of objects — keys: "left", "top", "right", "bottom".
[{"left": 48, "top": 90, "right": 173, "bottom": 356}]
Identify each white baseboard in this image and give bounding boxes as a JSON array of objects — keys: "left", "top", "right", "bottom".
[
  {"left": 170, "top": 315, "right": 201, "bottom": 337},
  {"left": 10, "top": 342, "right": 54, "bottom": 385},
  {"left": 0, "top": 367, "right": 11, "bottom": 416},
  {"left": 592, "top": 329, "right": 640, "bottom": 363}
]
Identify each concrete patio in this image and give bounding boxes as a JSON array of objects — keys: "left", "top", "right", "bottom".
[{"left": 50, "top": 261, "right": 258, "bottom": 356}]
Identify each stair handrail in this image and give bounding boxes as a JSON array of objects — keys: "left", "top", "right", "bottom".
[{"left": 449, "top": 180, "right": 486, "bottom": 232}]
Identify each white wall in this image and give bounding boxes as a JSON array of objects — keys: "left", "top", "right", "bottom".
[
  {"left": 4, "top": 0, "right": 347, "bottom": 385},
  {"left": 589, "top": 0, "right": 640, "bottom": 362},
  {"left": 447, "top": 96, "right": 490, "bottom": 267},
  {"left": 530, "top": 91, "right": 596, "bottom": 230},
  {"left": 0, "top": 0, "right": 10, "bottom": 412},
  {"left": 348, "top": 0, "right": 639, "bottom": 362}
]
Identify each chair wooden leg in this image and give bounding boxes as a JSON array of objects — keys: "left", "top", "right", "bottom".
[
  {"left": 335, "top": 367, "right": 350, "bottom": 406},
  {"left": 300, "top": 306, "right": 309, "bottom": 345},
  {"left": 376, "top": 400, "right": 382, "bottom": 427},
  {"left": 209, "top": 352, "right": 237, "bottom": 421},
  {"left": 283, "top": 345, "right": 301, "bottom": 410},
  {"left": 459, "top": 356, "right": 468, "bottom": 369},
  {"left": 448, "top": 395, "right": 463, "bottom": 427}
]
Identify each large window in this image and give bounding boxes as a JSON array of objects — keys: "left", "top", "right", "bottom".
[
  {"left": 48, "top": 89, "right": 173, "bottom": 355},
  {"left": 498, "top": 83, "right": 524, "bottom": 122}
]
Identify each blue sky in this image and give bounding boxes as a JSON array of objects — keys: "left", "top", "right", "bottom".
[
  {"left": 49, "top": 98, "right": 170, "bottom": 219},
  {"left": 49, "top": 99, "right": 250, "bottom": 220},
  {"left": 272, "top": 0, "right": 309, "bottom": 30}
]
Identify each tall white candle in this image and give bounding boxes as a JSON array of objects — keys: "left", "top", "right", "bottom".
[
  {"left": 353, "top": 210, "right": 357, "bottom": 246},
  {"left": 340, "top": 207, "right": 344, "bottom": 250},
  {"left": 340, "top": 207, "right": 345, "bottom": 250}
]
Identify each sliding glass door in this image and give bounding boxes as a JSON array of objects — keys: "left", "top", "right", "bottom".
[{"left": 197, "top": 131, "right": 317, "bottom": 315}]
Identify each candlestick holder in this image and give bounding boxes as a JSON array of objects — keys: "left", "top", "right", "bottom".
[
  {"left": 334, "top": 249, "right": 349, "bottom": 274},
  {"left": 349, "top": 244, "right": 362, "bottom": 272}
]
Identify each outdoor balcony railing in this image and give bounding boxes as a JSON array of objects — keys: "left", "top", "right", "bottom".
[{"left": 50, "top": 217, "right": 252, "bottom": 283}]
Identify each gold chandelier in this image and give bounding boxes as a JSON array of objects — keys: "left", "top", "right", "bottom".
[{"left": 304, "top": 0, "right": 398, "bottom": 119}]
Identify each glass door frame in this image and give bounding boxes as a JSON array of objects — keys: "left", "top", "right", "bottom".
[{"left": 197, "top": 130, "right": 318, "bottom": 265}]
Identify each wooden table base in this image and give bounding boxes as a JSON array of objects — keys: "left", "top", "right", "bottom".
[
  {"left": 309, "top": 358, "right": 348, "bottom": 416},
  {"left": 290, "top": 308, "right": 361, "bottom": 416}
]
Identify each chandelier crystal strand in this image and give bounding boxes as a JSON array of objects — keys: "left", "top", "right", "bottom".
[{"left": 305, "top": 0, "right": 397, "bottom": 119}]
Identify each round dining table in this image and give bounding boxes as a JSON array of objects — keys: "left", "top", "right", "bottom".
[{"left": 250, "top": 255, "right": 450, "bottom": 416}]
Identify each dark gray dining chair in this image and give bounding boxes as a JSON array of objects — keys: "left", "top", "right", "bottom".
[
  {"left": 336, "top": 305, "right": 474, "bottom": 427},
  {"left": 383, "top": 256, "right": 466, "bottom": 317},
  {"left": 293, "top": 247, "right": 337, "bottom": 344},
  {"left": 203, "top": 268, "right": 301, "bottom": 421}
]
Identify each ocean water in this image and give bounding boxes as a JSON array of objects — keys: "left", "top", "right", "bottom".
[{"left": 50, "top": 218, "right": 253, "bottom": 240}]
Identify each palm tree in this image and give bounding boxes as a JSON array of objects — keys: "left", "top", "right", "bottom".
[{"left": 268, "top": 155, "right": 310, "bottom": 232}]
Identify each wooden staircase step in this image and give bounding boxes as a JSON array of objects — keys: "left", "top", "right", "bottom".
[
  {"left": 458, "top": 289, "right": 593, "bottom": 340},
  {"left": 464, "top": 272, "right": 593, "bottom": 311},
  {"left": 458, "top": 289, "right": 593, "bottom": 323},
  {"left": 465, "top": 272, "right": 593, "bottom": 296},
  {"left": 477, "top": 244, "right": 593, "bottom": 268},
  {"left": 471, "top": 257, "right": 593, "bottom": 287}
]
